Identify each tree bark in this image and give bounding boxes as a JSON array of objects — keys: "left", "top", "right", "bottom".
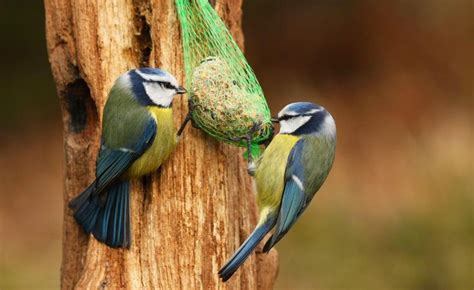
[{"left": 44, "top": 0, "right": 278, "bottom": 289}]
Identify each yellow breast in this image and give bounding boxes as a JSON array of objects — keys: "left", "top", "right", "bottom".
[
  {"left": 126, "top": 107, "right": 177, "bottom": 177},
  {"left": 255, "top": 134, "right": 299, "bottom": 213}
]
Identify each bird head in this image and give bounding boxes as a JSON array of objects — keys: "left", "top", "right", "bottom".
[
  {"left": 122, "top": 68, "right": 186, "bottom": 107},
  {"left": 273, "top": 102, "right": 336, "bottom": 137}
]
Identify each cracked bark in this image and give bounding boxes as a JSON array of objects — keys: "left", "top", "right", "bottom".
[{"left": 44, "top": 0, "right": 278, "bottom": 289}]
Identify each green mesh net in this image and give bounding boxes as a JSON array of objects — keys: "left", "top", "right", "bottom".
[{"left": 176, "top": 0, "right": 273, "bottom": 157}]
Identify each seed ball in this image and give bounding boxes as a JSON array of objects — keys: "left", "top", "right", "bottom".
[{"left": 190, "top": 57, "right": 271, "bottom": 143}]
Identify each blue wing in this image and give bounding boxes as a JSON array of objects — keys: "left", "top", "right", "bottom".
[
  {"left": 95, "top": 116, "right": 157, "bottom": 189},
  {"left": 70, "top": 118, "right": 156, "bottom": 207},
  {"left": 218, "top": 216, "right": 277, "bottom": 281},
  {"left": 263, "top": 139, "right": 307, "bottom": 253},
  {"left": 69, "top": 117, "right": 156, "bottom": 247}
]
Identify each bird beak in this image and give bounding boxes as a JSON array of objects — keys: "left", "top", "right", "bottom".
[
  {"left": 176, "top": 86, "right": 187, "bottom": 94},
  {"left": 271, "top": 117, "right": 279, "bottom": 123}
]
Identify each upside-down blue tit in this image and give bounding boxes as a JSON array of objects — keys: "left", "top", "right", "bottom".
[
  {"left": 69, "top": 68, "right": 186, "bottom": 248},
  {"left": 219, "top": 102, "right": 336, "bottom": 281}
]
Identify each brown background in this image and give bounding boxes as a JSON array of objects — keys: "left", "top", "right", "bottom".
[{"left": 0, "top": 0, "right": 472, "bottom": 289}]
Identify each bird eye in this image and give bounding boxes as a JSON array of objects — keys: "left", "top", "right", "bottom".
[
  {"left": 279, "top": 115, "right": 292, "bottom": 121},
  {"left": 161, "top": 82, "right": 175, "bottom": 90}
]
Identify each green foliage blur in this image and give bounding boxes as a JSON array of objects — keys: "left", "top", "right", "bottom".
[{"left": 0, "top": 0, "right": 472, "bottom": 289}]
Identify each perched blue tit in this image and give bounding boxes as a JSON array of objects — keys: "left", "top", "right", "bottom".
[
  {"left": 219, "top": 102, "right": 336, "bottom": 281},
  {"left": 69, "top": 68, "right": 186, "bottom": 248}
]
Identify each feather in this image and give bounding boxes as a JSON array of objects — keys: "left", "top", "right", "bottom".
[
  {"left": 92, "top": 180, "right": 130, "bottom": 248},
  {"left": 263, "top": 139, "right": 307, "bottom": 253},
  {"left": 218, "top": 216, "right": 276, "bottom": 281},
  {"left": 69, "top": 117, "right": 157, "bottom": 248}
]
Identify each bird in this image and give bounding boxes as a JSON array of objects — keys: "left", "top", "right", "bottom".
[
  {"left": 69, "top": 68, "right": 186, "bottom": 248},
  {"left": 218, "top": 101, "right": 336, "bottom": 281}
]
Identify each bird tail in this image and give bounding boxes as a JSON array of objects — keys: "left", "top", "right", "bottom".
[
  {"left": 218, "top": 216, "right": 276, "bottom": 282},
  {"left": 69, "top": 180, "right": 131, "bottom": 248},
  {"left": 69, "top": 181, "right": 101, "bottom": 234}
]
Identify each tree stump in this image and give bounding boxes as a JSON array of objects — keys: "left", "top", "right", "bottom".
[{"left": 44, "top": 0, "right": 278, "bottom": 288}]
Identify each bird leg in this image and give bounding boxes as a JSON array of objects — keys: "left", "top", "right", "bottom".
[
  {"left": 246, "top": 139, "right": 257, "bottom": 176},
  {"left": 231, "top": 122, "right": 261, "bottom": 176},
  {"left": 245, "top": 136, "right": 254, "bottom": 168},
  {"left": 177, "top": 99, "right": 195, "bottom": 137},
  {"left": 177, "top": 112, "right": 191, "bottom": 137}
]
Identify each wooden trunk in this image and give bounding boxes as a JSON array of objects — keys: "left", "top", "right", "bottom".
[{"left": 44, "top": 0, "right": 278, "bottom": 288}]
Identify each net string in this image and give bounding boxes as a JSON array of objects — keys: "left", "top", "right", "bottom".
[{"left": 176, "top": 0, "right": 272, "bottom": 155}]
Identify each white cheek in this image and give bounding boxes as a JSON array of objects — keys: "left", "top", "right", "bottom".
[
  {"left": 279, "top": 115, "right": 312, "bottom": 134},
  {"left": 321, "top": 114, "right": 336, "bottom": 137},
  {"left": 116, "top": 73, "right": 132, "bottom": 90},
  {"left": 143, "top": 82, "right": 174, "bottom": 107}
]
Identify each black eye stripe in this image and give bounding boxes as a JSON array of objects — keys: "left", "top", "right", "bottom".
[
  {"left": 162, "top": 82, "right": 175, "bottom": 89},
  {"left": 279, "top": 113, "right": 314, "bottom": 121},
  {"left": 145, "top": 81, "right": 175, "bottom": 90},
  {"left": 279, "top": 115, "right": 293, "bottom": 121}
]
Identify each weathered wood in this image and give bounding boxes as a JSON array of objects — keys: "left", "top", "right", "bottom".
[{"left": 44, "top": 0, "right": 278, "bottom": 288}]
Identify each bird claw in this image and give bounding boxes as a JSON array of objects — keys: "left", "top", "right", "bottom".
[
  {"left": 247, "top": 161, "right": 256, "bottom": 176},
  {"left": 177, "top": 99, "right": 196, "bottom": 137},
  {"left": 248, "top": 121, "right": 262, "bottom": 137}
]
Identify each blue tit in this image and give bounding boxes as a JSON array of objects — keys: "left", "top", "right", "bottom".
[
  {"left": 69, "top": 68, "right": 186, "bottom": 248},
  {"left": 219, "top": 102, "right": 336, "bottom": 281}
]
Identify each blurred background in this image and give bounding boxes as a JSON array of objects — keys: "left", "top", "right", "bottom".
[{"left": 0, "top": 0, "right": 472, "bottom": 289}]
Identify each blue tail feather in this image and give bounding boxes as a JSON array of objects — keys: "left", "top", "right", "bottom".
[
  {"left": 218, "top": 217, "right": 276, "bottom": 281},
  {"left": 92, "top": 180, "right": 130, "bottom": 248},
  {"left": 73, "top": 196, "right": 101, "bottom": 233},
  {"left": 70, "top": 182, "right": 102, "bottom": 234},
  {"left": 69, "top": 181, "right": 97, "bottom": 210},
  {"left": 262, "top": 180, "right": 306, "bottom": 253},
  {"left": 69, "top": 180, "right": 131, "bottom": 248}
]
